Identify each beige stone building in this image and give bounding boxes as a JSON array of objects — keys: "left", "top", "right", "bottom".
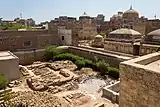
[
  {"left": 0, "top": 30, "right": 52, "bottom": 51},
  {"left": 140, "top": 29, "right": 160, "bottom": 55},
  {"left": 104, "top": 28, "right": 142, "bottom": 55},
  {"left": 58, "top": 26, "right": 72, "bottom": 46},
  {"left": 0, "top": 51, "right": 19, "bottom": 81},
  {"left": 78, "top": 22, "right": 97, "bottom": 40},
  {"left": 132, "top": 22, "right": 146, "bottom": 35},
  {"left": 122, "top": 6, "right": 139, "bottom": 24},
  {"left": 91, "top": 35, "right": 104, "bottom": 48},
  {"left": 120, "top": 52, "right": 160, "bottom": 107}
]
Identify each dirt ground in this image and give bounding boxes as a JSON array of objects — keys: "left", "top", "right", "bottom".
[{"left": 6, "top": 60, "right": 118, "bottom": 107}]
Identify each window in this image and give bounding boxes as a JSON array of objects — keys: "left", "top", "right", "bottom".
[
  {"left": 23, "top": 41, "right": 31, "bottom": 47},
  {"left": 62, "top": 36, "right": 64, "bottom": 40}
]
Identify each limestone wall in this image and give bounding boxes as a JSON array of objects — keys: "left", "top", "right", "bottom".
[
  {"left": 104, "top": 41, "right": 134, "bottom": 54},
  {"left": 13, "top": 46, "right": 131, "bottom": 67},
  {"left": 120, "top": 53, "right": 160, "bottom": 107},
  {"left": 140, "top": 44, "right": 159, "bottom": 55},
  {"left": 69, "top": 46, "right": 127, "bottom": 67},
  {"left": 13, "top": 49, "right": 45, "bottom": 65}
]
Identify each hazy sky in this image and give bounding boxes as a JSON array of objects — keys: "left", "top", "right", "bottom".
[{"left": 0, "top": 0, "right": 160, "bottom": 23}]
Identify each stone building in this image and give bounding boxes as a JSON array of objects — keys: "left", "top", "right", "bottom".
[
  {"left": 122, "top": 6, "right": 139, "bottom": 25},
  {"left": 140, "top": 29, "right": 160, "bottom": 55},
  {"left": 0, "top": 51, "right": 19, "bottom": 81},
  {"left": 109, "top": 12, "right": 123, "bottom": 31},
  {"left": 120, "top": 52, "right": 160, "bottom": 107},
  {"left": 79, "top": 12, "right": 91, "bottom": 22},
  {"left": 48, "top": 20, "right": 79, "bottom": 46},
  {"left": 132, "top": 22, "right": 146, "bottom": 35},
  {"left": 91, "top": 35, "right": 104, "bottom": 48},
  {"left": 58, "top": 26, "right": 72, "bottom": 46},
  {"left": 0, "top": 30, "right": 52, "bottom": 51},
  {"left": 78, "top": 21, "right": 97, "bottom": 40},
  {"left": 145, "top": 19, "right": 160, "bottom": 34},
  {"left": 104, "top": 28, "right": 142, "bottom": 55}
]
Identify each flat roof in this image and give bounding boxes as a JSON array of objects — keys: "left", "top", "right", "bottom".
[
  {"left": 0, "top": 51, "right": 18, "bottom": 60},
  {"left": 121, "top": 52, "right": 160, "bottom": 73}
]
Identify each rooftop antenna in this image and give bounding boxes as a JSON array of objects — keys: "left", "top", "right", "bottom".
[
  {"left": 130, "top": 5, "right": 133, "bottom": 10},
  {"left": 20, "top": 13, "right": 22, "bottom": 19}
]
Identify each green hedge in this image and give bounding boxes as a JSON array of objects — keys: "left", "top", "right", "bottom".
[
  {"left": 44, "top": 46, "right": 60, "bottom": 61},
  {"left": 0, "top": 73, "right": 8, "bottom": 90},
  {"left": 108, "top": 67, "right": 119, "bottom": 78},
  {"left": 44, "top": 46, "right": 119, "bottom": 79},
  {"left": 52, "top": 53, "right": 119, "bottom": 79}
]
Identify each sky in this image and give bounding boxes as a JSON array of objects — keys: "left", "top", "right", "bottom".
[{"left": 0, "top": 0, "right": 160, "bottom": 24}]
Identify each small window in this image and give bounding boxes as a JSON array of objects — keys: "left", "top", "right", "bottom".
[
  {"left": 23, "top": 41, "right": 31, "bottom": 46},
  {"left": 62, "top": 36, "right": 64, "bottom": 40}
]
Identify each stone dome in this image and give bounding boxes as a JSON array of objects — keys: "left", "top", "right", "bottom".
[
  {"left": 141, "top": 29, "right": 160, "bottom": 45},
  {"left": 109, "top": 28, "right": 141, "bottom": 36},
  {"left": 124, "top": 6, "right": 139, "bottom": 14},
  {"left": 80, "top": 12, "right": 90, "bottom": 17},
  {"left": 95, "top": 35, "right": 103, "bottom": 38},
  {"left": 147, "top": 29, "right": 160, "bottom": 36}
]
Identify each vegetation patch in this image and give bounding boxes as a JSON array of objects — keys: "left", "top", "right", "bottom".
[
  {"left": 45, "top": 46, "right": 119, "bottom": 79},
  {"left": 0, "top": 73, "right": 8, "bottom": 90}
]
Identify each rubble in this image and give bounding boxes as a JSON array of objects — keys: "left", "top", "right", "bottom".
[
  {"left": 59, "top": 69, "right": 70, "bottom": 77},
  {"left": 6, "top": 60, "right": 118, "bottom": 107},
  {"left": 6, "top": 91, "right": 71, "bottom": 107}
]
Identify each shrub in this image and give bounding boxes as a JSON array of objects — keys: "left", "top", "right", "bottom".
[
  {"left": 108, "top": 67, "right": 119, "bottom": 78},
  {"left": 44, "top": 46, "right": 59, "bottom": 61},
  {"left": 84, "top": 59, "right": 93, "bottom": 68},
  {"left": 96, "top": 60, "right": 109, "bottom": 75},
  {"left": 52, "top": 53, "right": 120, "bottom": 79},
  {"left": 53, "top": 53, "right": 84, "bottom": 63},
  {"left": 0, "top": 73, "right": 8, "bottom": 90},
  {"left": 75, "top": 60, "right": 86, "bottom": 69}
]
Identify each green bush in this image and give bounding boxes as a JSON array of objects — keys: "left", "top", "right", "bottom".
[
  {"left": 0, "top": 73, "right": 8, "bottom": 90},
  {"left": 53, "top": 53, "right": 84, "bottom": 63},
  {"left": 75, "top": 60, "right": 86, "bottom": 69},
  {"left": 108, "top": 67, "right": 119, "bottom": 78},
  {"left": 96, "top": 60, "right": 109, "bottom": 75},
  {"left": 52, "top": 53, "right": 120, "bottom": 79},
  {"left": 44, "top": 46, "right": 59, "bottom": 61},
  {"left": 84, "top": 59, "right": 93, "bottom": 68}
]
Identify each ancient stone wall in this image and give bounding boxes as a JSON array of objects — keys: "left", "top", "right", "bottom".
[
  {"left": 13, "top": 49, "right": 45, "bottom": 65},
  {"left": 104, "top": 41, "right": 134, "bottom": 54},
  {"left": 0, "top": 30, "right": 52, "bottom": 51},
  {"left": 69, "top": 46, "right": 126, "bottom": 67},
  {"left": 120, "top": 54, "right": 160, "bottom": 107},
  {"left": 140, "top": 44, "right": 159, "bottom": 55}
]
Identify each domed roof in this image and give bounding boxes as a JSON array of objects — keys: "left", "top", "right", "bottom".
[
  {"left": 80, "top": 12, "right": 89, "bottom": 17},
  {"left": 109, "top": 28, "right": 141, "bottom": 35},
  {"left": 124, "top": 5, "right": 139, "bottom": 14},
  {"left": 147, "top": 29, "right": 160, "bottom": 36},
  {"left": 95, "top": 35, "right": 103, "bottom": 38}
]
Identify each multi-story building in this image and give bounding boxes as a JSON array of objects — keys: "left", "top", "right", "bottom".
[
  {"left": 0, "top": 30, "right": 52, "bottom": 51},
  {"left": 109, "top": 12, "right": 123, "bottom": 31},
  {"left": 58, "top": 26, "right": 72, "bottom": 46}
]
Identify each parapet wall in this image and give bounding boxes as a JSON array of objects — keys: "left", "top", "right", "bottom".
[
  {"left": 120, "top": 52, "right": 160, "bottom": 107},
  {"left": 68, "top": 46, "right": 131, "bottom": 67},
  {"left": 13, "top": 49, "right": 45, "bottom": 65},
  {"left": 13, "top": 46, "right": 133, "bottom": 67}
]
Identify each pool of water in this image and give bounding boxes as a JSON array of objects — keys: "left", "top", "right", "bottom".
[{"left": 78, "top": 77, "right": 106, "bottom": 98}]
